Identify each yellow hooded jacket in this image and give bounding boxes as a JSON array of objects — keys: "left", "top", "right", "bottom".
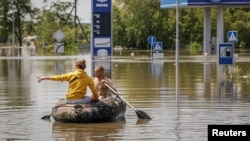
[{"left": 49, "top": 69, "right": 98, "bottom": 100}]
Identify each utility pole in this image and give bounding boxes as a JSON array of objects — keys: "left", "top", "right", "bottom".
[
  {"left": 176, "top": 0, "right": 179, "bottom": 108},
  {"left": 74, "top": 0, "right": 77, "bottom": 44},
  {"left": 65, "top": 0, "right": 90, "bottom": 44},
  {"left": 12, "top": 0, "right": 15, "bottom": 56}
]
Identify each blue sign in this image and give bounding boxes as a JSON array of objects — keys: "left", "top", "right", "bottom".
[
  {"left": 93, "top": 0, "right": 111, "bottom": 12},
  {"left": 210, "top": 0, "right": 222, "bottom": 2},
  {"left": 219, "top": 43, "right": 233, "bottom": 65},
  {"left": 92, "top": 0, "right": 112, "bottom": 57},
  {"left": 228, "top": 31, "right": 238, "bottom": 43},
  {"left": 148, "top": 35, "right": 156, "bottom": 45},
  {"left": 153, "top": 42, "right": 163, "bottom": 51}
]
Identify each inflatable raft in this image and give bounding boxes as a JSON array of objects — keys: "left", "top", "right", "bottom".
[{"left": 51, "top": 96, "right": 127, "bottom": 123}]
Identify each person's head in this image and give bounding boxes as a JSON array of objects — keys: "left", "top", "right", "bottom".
[
  {"left": 94, "top": 66, "right": 104, "bottom": 78},
  {"left": 75, "top": 59, "right": 86, "bottom": 70}
]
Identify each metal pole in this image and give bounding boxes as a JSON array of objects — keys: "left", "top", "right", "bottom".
[
  {"left": 74, "top": 0, "right": 77, "bottom": 44},
  {"left": 12, "top": 0, "right": 15, "bottom": 56},
  {"left": 151, "top": 38, "right": 153, "bottom": 60},
  {"left": 216, "top": 6, "right": 224, "bottom": 97},
  {"left": 176, "top": 0, "right": 179, "bottom": 108}
]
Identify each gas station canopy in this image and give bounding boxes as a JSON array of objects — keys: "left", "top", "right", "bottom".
[{"left": 160, "top": 0, "right": 250, "bottom": 8}]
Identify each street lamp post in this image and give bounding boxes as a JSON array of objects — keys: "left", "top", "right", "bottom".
[
  {"left": 176, "top": 0, "right": 179, "bottom": 108},
  {"left": 12, "top": 0, "right": 15, "bottom": 56}
]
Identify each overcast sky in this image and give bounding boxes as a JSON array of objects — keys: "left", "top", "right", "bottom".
[{"left": 31, "top": 0, "right": 92, "bottom": 23}]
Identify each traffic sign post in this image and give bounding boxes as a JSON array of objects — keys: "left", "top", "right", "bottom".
[
  {"left": 53, "top": 29, "right": 65, "bottom": 54},
  {"left": 54, "top": 42, "right": 64, "bottom": 53},
  {"left": 219, "top": 43, "right": 233, "bottom": 65},
  {"left": 153, "top": 42, "right": 164, "bottom": 59},
  {"left": 53, "top": 29, "right": 65, "bottom": 42},
  {"left": 226, "top": 31, "right": 238, "bottom": 64},
  {"left": 153, "top": 42, "right": 163, "bottom": 51},
  {"left": 148, "top": 35, "right": 156, "bottom": 45},
  {"left": 147, "top": 35, "right": 157, "bottom": 59},
  {"left": 228, "top": 31, "right": 238, "bottom": 43}
]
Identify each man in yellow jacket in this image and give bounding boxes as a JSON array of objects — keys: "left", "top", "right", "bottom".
[{"left": 37, "top": 59, "right": 99, "bottom": 104}]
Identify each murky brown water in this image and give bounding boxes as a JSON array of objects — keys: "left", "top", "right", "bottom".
[{"left": 1, "top": 51, "right": 250, "bottom": 141}]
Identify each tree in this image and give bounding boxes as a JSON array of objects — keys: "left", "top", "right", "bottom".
[
  {"left": 34, "top": 2, "right": 73, "bottom": 52},
  {"left": 34, "top": 1, "right": 90, "bottom": 54},
  {"left": 113, "top": 0, "right": 169, "bottom": 49},
  {"left": 0, "top": 0, "right": 12, "bottom": 44},
  {"left": 225, "top": 8, "right": 250, "bottom": 48},
  {"left": 0, "top": 0, "right": 33, "bottom": 46},
  {"left": 112, "top": 0, "right": 203, "bottom": 49},
  {"left": 113, "top": 1, "right": 250, "bottom": 50}
]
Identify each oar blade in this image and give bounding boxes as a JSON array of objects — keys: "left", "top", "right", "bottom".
[
  {"left": 103, "top": 82, "right": 152, "bottom": 120},
  {"left": 135, "top": 110, "right": 151, "bottom": 120},
  {"left": 41, "top": 114, "right": 51, "bottom": 120}
]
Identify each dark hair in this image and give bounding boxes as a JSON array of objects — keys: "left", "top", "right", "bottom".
[
  {"left": 75, "top": 59, "right": 86, "bottom": 70},
  {"left": 95, "top": 66, "right": 104, "bottom": 71}
]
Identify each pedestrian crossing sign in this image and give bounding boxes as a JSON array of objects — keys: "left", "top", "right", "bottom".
[
  {"left": 228, "top": 31, "right": 238, "bottom": 43},
  {"left": 153, "top": 42, "right": 163, "bottom": 51}
]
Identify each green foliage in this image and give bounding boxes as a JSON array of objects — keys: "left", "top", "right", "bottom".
[
  {"left": 113, "top": 0, "right": 204, "bottom": 49},
  {"left": 179, "top": 8, "right": 203, "bottom": 45},
  {"left": 189, "top": 42, "right": 202, "bottom": 55},
  {"left": 2, "top": 0, "right": 250, "bottom": 54},
  {"left": 227, "top": 8, "right": 250, "bottom": 48},
  {"left": 33, "top": 2, "right": 89, "bottom": 55},
  {"left": 113, "top": 0, "right": 168, "bottom": 49},
  {"left": 0, "top": 0, "right": 33, "bottom": 46},
  {"left": 113, "top": 1, "right": 250, "bottom": 50},
  {"left": 0, "top": 0, "right": 90, "bottom": 55},
  {"left": 189, "top": 42, "right": 201, "bottom": 49}
]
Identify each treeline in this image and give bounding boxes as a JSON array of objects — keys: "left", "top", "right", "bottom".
[
  {"left": 0, "top": 0, "right": 90, "bottom": 54},
  {"left": 0, "top": 0, "right": 250, "bottom": 55},
  {"left": 113, "top": 0, "right": 250, "bottom": 50}
]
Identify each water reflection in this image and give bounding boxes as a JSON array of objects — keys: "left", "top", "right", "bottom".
[
  {"left": 55, "top": 59, "right": 65, "bottom": 74},
  {"left": 150, "top": 59, "right": 164, "bottom": 76},
  {"left": 1, "top": 53, "right": 250, "bottom": 140},
  {"left": 52, "top": 121, "right": 126, "bottom": 141},
  {"left": 0, "top": 59, "right": 34, "bottom": 108},
  {"left": 218, "top": 80, "right": 237, "bottom": 102},
  {"left": 203, "top": 61, "right": 212, "bottom": 99},
  {"left": 136, "top": 119, "right": 151, "bottom": 125}
]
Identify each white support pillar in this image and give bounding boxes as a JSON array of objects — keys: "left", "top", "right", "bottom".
[
  {"left": 203, "top": 7, "right": 211, "bottom": 55},
  {"left": 203, "top": 8, "right": 212, "bottom": 97},
  {"left": 217, "top": 6, "right": 224, "bottom": 86}
]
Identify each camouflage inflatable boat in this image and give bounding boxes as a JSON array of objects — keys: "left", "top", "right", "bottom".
[{"left": 52, "top": 96, "right": 127, "bottom": 123}]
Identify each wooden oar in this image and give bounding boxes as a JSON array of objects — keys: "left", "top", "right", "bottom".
[
  {"left": 41, "top": 113, "right": 52, "bottom": 120},
  {"left": 41, "top": 103, "right": 66, "bottom": 120},
  {"left": 103, "top": 82, "right": 151, "bottom": 120}
]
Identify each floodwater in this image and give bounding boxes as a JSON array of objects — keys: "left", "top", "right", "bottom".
[{"left": 1, "top": 50, "right": 250, "bottom": 141}]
